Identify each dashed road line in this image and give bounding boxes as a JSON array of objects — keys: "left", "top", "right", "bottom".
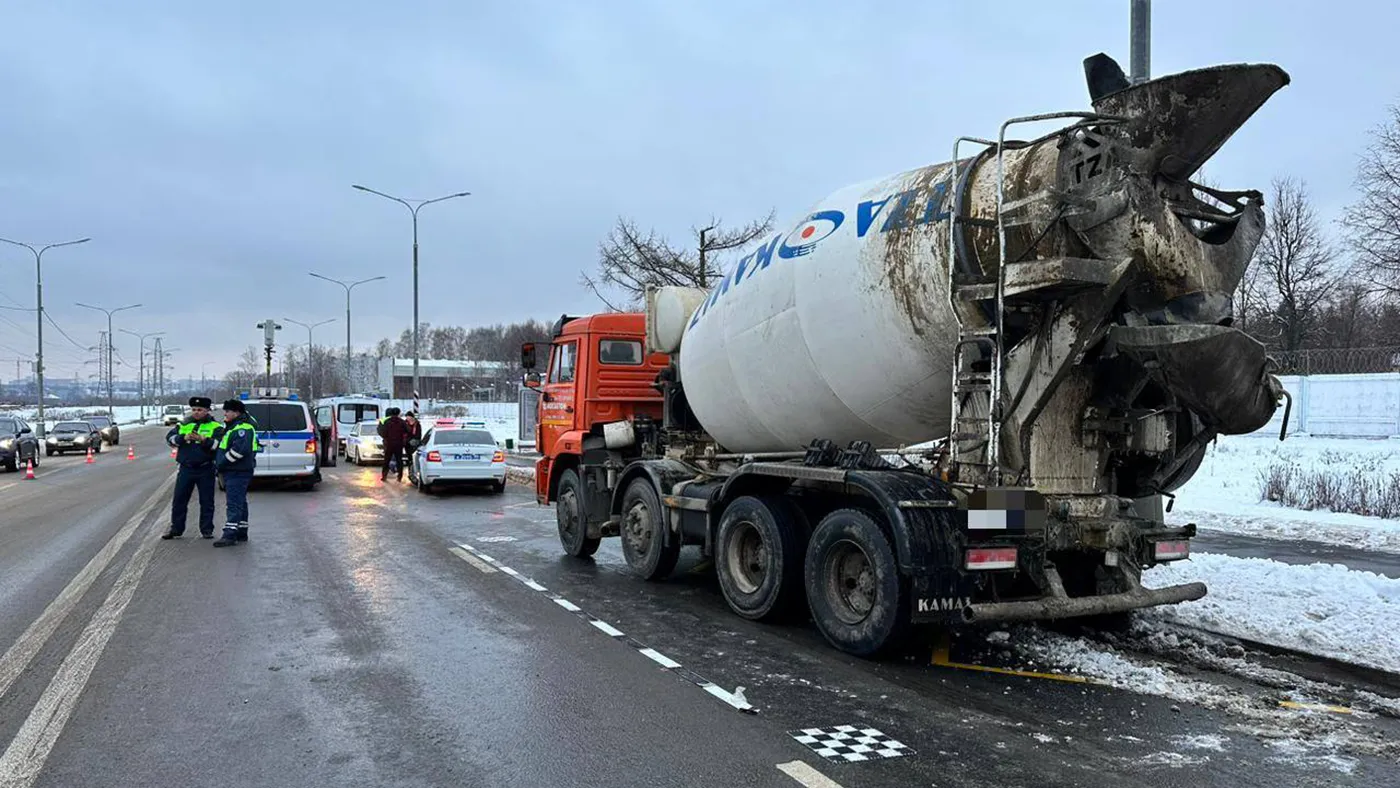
[
  {"left": 776, "top": 760, "right": 845, "bottom": 788},
  {"left": 449, "top": 546, "right": 497, "bottom": 574},
  {"left": 455, "top": 542, "right": 758, "bottom": 714}
]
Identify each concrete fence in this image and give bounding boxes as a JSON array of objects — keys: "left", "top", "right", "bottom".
[{"left": 1254, "top": 373, "right": 1400, "bottom": 439}]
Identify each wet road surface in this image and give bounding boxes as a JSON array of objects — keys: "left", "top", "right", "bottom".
[
  {"left": 1, "top": 428, "right": 1396, "bottom": 787},
  {"left": 1193, "top": 530, "right": 1400, "bottom": 578}
]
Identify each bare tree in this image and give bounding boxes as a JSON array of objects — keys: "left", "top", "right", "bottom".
[
  {"left": 1341, "top": 104, "right": 1400, "bottom": 293},
  {"left": 1253, "top": 177, "right": 1339, "bottom": 351},
  {"left": 582, "top": 212, "right": 776, "bottom": 309}
]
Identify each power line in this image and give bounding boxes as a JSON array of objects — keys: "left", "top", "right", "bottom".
[{"left": 42, "top": 311, "right": 89, "bottom": 351}]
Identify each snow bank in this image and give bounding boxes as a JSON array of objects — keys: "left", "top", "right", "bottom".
[
  {"left": 1170, "top": 435, "right": 1400, "bottom": 553},
  {"left": 1142, "top": 553, "right": 1400, "bottom": 674}
]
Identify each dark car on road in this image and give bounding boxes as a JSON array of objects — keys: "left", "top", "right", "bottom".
[
  {"left": 0, "top": 416, "right": 41, "bottom": 471},
  {"left": 84, "top": 414, "right": 120, "bottom": 445},
  {"left": 45, "top": 420, "right": 102, "bottom": 456}
]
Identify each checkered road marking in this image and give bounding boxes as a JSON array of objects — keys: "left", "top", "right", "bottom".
[{"left": 788, "top": 725, "right": 914, "bottom": 763}]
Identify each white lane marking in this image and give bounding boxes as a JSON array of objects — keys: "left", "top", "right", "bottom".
[
  {"left": 449, "top": 547, "right": 497, "bottom": 574},
  {"left": 498, "top": 566, "right": 520, "bottom": 577},
  {"left": 0, "top": 501, "right": 166, "bottom": 786},
  {"left": 638, "top": 648, "right": 681, "bottom": 669},
  {"left": 703, "top": 683, "right": 753, "bottom": 711},
  {"left": 554, "top": 598, "right": 581, "bottom": 612},
  {"left": 0, "top": 473, "right": 175, "bottom": 700},
  {"left": 776, "top": 761, "right": 845, "bottom": 788},
  {"left": 590, "top": 620, "right": 625, "bottom": 637},
  {"left": 520, "top": 578, "right": 547, "bottom": 591}
]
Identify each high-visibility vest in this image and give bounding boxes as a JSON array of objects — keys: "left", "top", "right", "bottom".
[
  {"left": 177, "top": 420, "right": 221, "bottom": 441},
  {"left": 218, "top": 422, "right": 261, "bottom": 453}
]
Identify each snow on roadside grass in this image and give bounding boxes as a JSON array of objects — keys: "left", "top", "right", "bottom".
[
  {"left": 1142, "top": 553, "right": 1400, "bottom": 674},
  {"left": 1170, "top": 435, "right": 1400, "bottom": 553}
]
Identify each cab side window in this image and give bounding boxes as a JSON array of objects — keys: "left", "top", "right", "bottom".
[{"left": 549, "top": 341, "right": 578, "bottom": 384}]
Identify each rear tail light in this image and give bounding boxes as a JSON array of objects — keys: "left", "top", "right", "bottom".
[
  {"left": 965, "top": 547, "right": 1018, "bottom": 571},
  {"left": 1154, "top": 540, "right": 1190, "bottom": 561},
  {"left": 305, "top": 439, "right": 317, "bottom": 454},
  {"left": 492, "top": 450, "right": 505, "bottom": 463},
  {"left": 426, "top": 450, "right": 442, "bottom": 462}
]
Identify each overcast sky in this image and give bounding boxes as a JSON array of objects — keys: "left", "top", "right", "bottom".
[{"left": 2, "top": 1, "right": 1396, "bottom": 380}]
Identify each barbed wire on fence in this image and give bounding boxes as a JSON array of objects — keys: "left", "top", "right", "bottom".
[{"left": 1267, "top": 346, "right": 1400, "bottom": 375}]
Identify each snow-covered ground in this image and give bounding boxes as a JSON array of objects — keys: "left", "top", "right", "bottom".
[
  {"left": 1170, "top": 435, "right": 1400, "bottom": 554},
  {"left": 1143, "top": 553, "right": 1400, "bottom": 674}
]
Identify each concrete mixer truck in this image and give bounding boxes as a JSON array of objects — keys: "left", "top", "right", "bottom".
[{"left": 521, "top": 53, "right": 1291, "bottom": 656}]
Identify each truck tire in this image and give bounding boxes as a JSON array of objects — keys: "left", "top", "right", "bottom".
[
  {"left": 804, "top": 509, "right": 906, "bottom": 657},
  {"left": 556, "top": 469, "right": 600, "bottom": 558},
  {"left": 716, "top": 495, "right": 810, "bottom": 621},
  {"left": 620, "top": 478, "right": 679, "bottom": 580}
]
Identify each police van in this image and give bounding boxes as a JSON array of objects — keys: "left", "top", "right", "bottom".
[
  {"left": 230, "top": 387, "right": 322, "bottom": 490},
  {"left": 312, "top": 395, "right": 383, "bottom": 458}
]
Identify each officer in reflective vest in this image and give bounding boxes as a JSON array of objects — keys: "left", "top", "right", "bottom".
[
  {"left": 214, "top": 398, "right": 259, "bottom": 547},
  {"left": 162, "top": 396, "right": 225, "bottom": 539}
]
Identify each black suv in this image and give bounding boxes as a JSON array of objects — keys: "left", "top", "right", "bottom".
[
  {"left": 84, "top": 414, "right": 120, "bottom": 445},
  {"left": 46, "top": 420, "right": 102, "bottom": 456},
  {"left": 0, "top": 416, "right": 41, "bottom": 471}
]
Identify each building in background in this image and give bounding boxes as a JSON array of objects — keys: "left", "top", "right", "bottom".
[{"left": 375, "top": 358, "right": 514, "bottom": 400}]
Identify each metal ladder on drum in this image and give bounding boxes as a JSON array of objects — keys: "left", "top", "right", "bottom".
[{"left": 944, "top": 112, "right": 1126, "bottom": 484}]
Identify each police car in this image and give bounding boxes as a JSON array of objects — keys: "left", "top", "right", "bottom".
[
  {"left": 225, "top": 388, "right": 322, "bottom": 491},
  {"left": 408, "top": 419, "right": 506, "bottom": 494},
  {"left": 345, "top": 420, "right": 385, "bottom": 465}
]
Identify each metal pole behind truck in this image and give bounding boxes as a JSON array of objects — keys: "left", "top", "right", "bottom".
[{"left": 1130, "top": 0, "right": 1151, "bottom": 84}]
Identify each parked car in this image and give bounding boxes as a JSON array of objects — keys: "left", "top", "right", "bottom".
[
  {"left": 84, "top": 414, "right": 120, "bottom": 445},
  {"left": 346, "top": 420, "right": 385, "bottom": 465},
  {"left": 220, "top": 394, "right": 321, "bottom": 491},
  {"left": 162, "top": 404, "right": 185, "bottom": 426},
  {"left": 408, "top": 420, "right": 505, "bottom": 494},
  {"left": 46, "top": 420, "right": 102, "bottom": 455},
  {"left": 0, "top": 416, "right": 41, "bottom": 471}
]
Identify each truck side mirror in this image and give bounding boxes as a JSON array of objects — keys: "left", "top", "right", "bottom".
[
  {"left": 523, "top": 372, "right": 541, "bottom": 389},
  {"left": 521, "top": 342, "right": 537, "bottom": 371}
]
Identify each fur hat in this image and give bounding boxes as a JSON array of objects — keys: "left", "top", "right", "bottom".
[
  {"left": 189, "top": 396, "right": 213, "bottom": 409},
  {"left": 222, "top": 398, "right": 246, "bottom": 413}
]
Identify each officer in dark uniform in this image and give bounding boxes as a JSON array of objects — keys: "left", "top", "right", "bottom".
[
  {"left": 214, "top": 398, "right": 259, "bottom": 547},
  {"left": 163, "top": 396, "right": 225, "bottom": 539}
]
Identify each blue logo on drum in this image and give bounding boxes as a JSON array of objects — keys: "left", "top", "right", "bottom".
[{"left": 688, "top": 180, "right": 949, "bottom": 330}]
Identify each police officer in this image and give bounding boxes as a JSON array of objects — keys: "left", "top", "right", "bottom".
[
  {"left": 162, "top": 396, "right": 225, "bottom": 539},
  {"left": 213, "top": 398, "right": 259, "bottom": 547}
]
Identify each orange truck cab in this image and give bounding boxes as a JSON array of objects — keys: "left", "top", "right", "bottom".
[{"left": 522, "top": 313, "right": 668, "bottom": 507}]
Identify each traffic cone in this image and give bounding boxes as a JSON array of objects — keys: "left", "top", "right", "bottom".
[
  {"left": 127, "top": 445, "right": 136, "bottom": 461},
  {"left": 85, "top": 446, "right": 94, "bottom": 464},
  {"left": 24, "top": 459, "right": 35, "bottom": 480}
]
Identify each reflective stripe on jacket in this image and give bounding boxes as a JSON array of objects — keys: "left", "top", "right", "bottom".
[
  {"left": 166, "top": 418, "right": 224, "bottom": 467},
  {"left": 215, "top": 417, "right": 259, "bottom": 472}
]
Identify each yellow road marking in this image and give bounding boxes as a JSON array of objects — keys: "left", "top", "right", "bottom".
[
  {"left": 1278, "top": 700, "right": 1352, "bottom": 714},
  {"left": 930, "top": 640, "right": 1100, "bottom": 685}
]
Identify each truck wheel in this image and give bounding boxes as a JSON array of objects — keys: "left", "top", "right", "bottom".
[
  {"left": 716, "top": 495, "right": 810, "bottom": 620},
  {"left": 556, "top": 469, "right": 600, "bottom": 558},
  {"left": 805, "top": 509, "right": 906, "bottom": 657},
  {"left": 620, "top": 478, "right": 679, "bottom": 580}
]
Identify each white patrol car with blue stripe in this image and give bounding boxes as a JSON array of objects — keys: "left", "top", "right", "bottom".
[
  {"left": 234, "top": 388, "right": 322, "bottom": 490},
  {"left": 408, "top": 419, "right": 505, "bottom": 494}
]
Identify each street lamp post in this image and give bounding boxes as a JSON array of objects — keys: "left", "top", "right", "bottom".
[
  {"left": 283, "top": 317, "right": 336, "bottom": 401},
  {"left": 352, "top": 184, "right": 470, "bottom": 413},
  {"left": 308, "top": 273, "right": 384, "bottom": 394},
  {"left": 201, "top": 361, "right": 214, "bottom": 391},
  {"left": 120, "top": 329, "right": 163, "bottom": 422},
  {"left": 76, "top": 302, "right": 140, "bottom": 420},
  {"left": 0, "top": 236, "right": 91, "bottom": 436}
]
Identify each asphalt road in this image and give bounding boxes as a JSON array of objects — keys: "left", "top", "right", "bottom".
[{"left": 0, "top": 428, "right": 1395, "bottom": 787}]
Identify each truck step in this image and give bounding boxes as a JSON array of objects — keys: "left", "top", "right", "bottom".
[
  {"left": 959, "top": 327, "right": 999, "bottom": 337},
  {"left": 955, "top": 383, "right": 992, "bottom": 393}
]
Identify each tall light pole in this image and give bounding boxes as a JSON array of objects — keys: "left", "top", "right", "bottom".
[
  {"left": 309, "top": 272, "right": 384, "bottom": 393},
  {"left": 120, "top": 329, "right": 163, "bottom": 422},
  {"left": 0, "top": 236, "right": 91, "bottom": 436},
  {"left": 352, "top": 184, "right": 470, "bottom": 412},
  {"left": 76, "top": 302, "right": 140, "bottom": 419},
  {"left": 201, "top": 361, "right": 214, "bottom": 391},
  {"left": 283, "top": 316, "right": 335, "bottom": 400}
]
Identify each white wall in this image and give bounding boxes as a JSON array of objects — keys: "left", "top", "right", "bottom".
[{"left": 1253, "top": 373, "right": 1400, "bottom": 439}]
